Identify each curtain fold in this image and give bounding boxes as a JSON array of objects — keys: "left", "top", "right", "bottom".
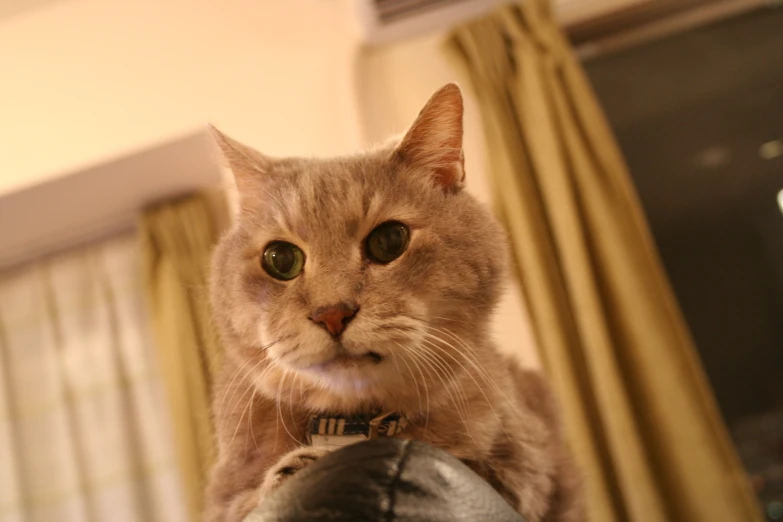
[
  {"left": 446, "top": 2, "right": 763, "bottom": 521},
  {"left": 0, "top": 233, "right": 189, "bottom": 522},
  {"left": 140, "top": 193, "right": 226, "bottom": 521}
]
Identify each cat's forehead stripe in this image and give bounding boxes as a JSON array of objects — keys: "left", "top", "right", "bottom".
[
  {"left": 253, "top": 154, "right": 429, "bottom": 249},
  {"left": 283, "top": 172, "right": 367, "bottom": 238}
]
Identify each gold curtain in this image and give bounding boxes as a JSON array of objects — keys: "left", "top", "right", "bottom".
[
  {"left": 140, "top": 192, "right": 226, "bottom": 521},
  {"left": 447, "top": 2, "right": 762, "bottom": 521}
]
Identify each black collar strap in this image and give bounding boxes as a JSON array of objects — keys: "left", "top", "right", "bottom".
[{"left": 307, "top": 412, "right": 408, "bottom": 449}]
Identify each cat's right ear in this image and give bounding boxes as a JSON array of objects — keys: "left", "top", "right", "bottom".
[
  {"left": 395, "top": 83, "right": 465, "bottom": 193},
  {"left": 207, "top": 124, "right": 271, "bottom": 197}
]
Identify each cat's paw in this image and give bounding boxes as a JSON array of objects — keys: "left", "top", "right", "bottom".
[{"left": 259, "top": 446, "right": 331, "bottom": 495}]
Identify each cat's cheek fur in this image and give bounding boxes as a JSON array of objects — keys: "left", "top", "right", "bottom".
[
  {"left": 293, "top": 328, "right": 332, "bottom": 363},
  {"left": 257, "top": 323, "right": 274, "bottom": 352}
]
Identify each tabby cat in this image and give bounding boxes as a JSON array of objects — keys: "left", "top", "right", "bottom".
[{"left": 204, "top": 83, "right": 583, "bottom": 522}]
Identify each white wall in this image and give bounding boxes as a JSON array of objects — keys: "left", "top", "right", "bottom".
[
  {"left": 0, "top": 0, "right": 540, "bottom": 367},
  {"left": 0, "top": 0, "right": 361, "bottom": 197},
  {"left": 356, "top": 33, "right": 542, "bottom": 368}
]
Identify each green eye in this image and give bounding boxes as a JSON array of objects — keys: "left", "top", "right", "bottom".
[
  {"left": 262, "top": 242, "right": 305, "bottom": 280},
  {"left": 366, "top": 222, "right": 410, "bottom": 264}
]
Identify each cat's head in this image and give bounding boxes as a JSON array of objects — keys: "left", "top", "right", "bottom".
[{"left": 209, "top": 84, "right": 509, "bottom": 412}]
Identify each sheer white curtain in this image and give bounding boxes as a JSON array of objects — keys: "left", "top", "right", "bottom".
[{"left": 0, "top": 232, "right": 188, "bottom": 522}]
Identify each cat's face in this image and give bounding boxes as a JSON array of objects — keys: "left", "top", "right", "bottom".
[{"left": 210, "top": 84, "right": 508, "bottom": 410}]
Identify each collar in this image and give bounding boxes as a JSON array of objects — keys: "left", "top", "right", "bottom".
[{"left": 307, "top": 411, "right": 408, "bottom": 449}]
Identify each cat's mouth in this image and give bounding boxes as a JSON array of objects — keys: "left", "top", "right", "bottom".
[
  {"left": 328, "top": 351, "right": 383, "bottom": 367},
  {"left": 313, "top": 350, "right": 383, "bottom": 370}
]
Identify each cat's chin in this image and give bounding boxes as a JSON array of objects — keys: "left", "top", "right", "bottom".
[{"left": 300, "top": 354, "right": 388, "bottom": 396}]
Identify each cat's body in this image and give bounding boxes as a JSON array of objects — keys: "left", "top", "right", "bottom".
[{"left": 204, "top": 84, "right": 583, "bottom": 522}]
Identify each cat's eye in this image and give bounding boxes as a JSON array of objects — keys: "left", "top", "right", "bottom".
[
  {"left": 262, "top": 242, "right": 305, "bottom": 280},
  {"left": 366, "top": 222, "right": 410, "bottom": 264}
]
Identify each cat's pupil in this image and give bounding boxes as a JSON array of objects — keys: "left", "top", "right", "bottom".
[
  {"left": 270, "top": 246, "right": 295, "bottom": 273},
  {"left": 378, "top": 228, "right": 402, "bottom": 254},
  {"left": 366, "top": 222, "right": 410, "bottom": 263}
]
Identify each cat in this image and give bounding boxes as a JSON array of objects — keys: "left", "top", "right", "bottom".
[{"left": 204, "top": 83, "right": 584, "bottom": 522}]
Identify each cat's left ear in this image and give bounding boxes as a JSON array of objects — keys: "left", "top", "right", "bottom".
[
  {"left": 206, "top": 124, "right": 271, "bottom": 198},
  {"left": 396, "top": 83, "right": 465, "bottom": 193}
]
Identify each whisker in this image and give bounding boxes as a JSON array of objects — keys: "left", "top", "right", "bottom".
[
  {"left": 392, "top": 350, "right": 424, "bottom": 423},
  {"left": 225, "top": 361, "right": 275, "bottom": 445},
  {"left": 273, "top": 370, "right": 280, "bottom": 454},
  {"left": 418, "top": 318, "right": 505, "bottom": 396},
  {"left": 421, "top": 333, "right": 515, "bottom": 413},
  {"left": 405, "top": 343, "right": 474, "bottom": 443},
  {"left": 420, "top": 323, "right": 518, "bottom": 407},
  {"left": 416, "top": 332, "right": 521, "bottom": 441},
  {"left": 260, "top": 336, "right": 287, "bottom": 350},
  {"left": 383, "top": 324, "right": 473, "bottom": 421},
  {"left": 228, "top": 391, "right": 253, "bottom": 451},
  {"left": 419, "top": 346, "right": 473, "bottom": 435},
  {"left": 389, "top": 351, "right": 404, "bottom": 378},
  {"left": 288, "top": 373, "right": 298, "bottom": 440},
  {"left": 218, "top": 336, "right": 283, "bottom": 416},
  {"left": 299, "top": 376, "right": 306, "bottom": 413},
  {"left": 277, "top": 370, "right": 299, "bottom": 443},
  {"left": 376, "top": 324, "right": 417, "bottom": 332},
  {"left": 403, "top": 348, "right": 430, "bottom": 436},
  {"left": 418, "top": 337, "right": 501, "bottom": 415},
  {"left": 379, "top": 321, "right": 509, "bottom": 418},
  {"left": 248, "top": 390, "right": 259, "bottom": 451},
  {"left": 218, "top": 355, "right": 256, "bottom": 414}
]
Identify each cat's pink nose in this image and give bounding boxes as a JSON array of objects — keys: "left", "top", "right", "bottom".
[{"left": 310, "top": 302, "right": 358, "bottom": 338}]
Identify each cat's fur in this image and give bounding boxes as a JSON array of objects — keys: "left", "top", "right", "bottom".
[{"left": 204, "top": 84, "right": 584, "bottom": 522}]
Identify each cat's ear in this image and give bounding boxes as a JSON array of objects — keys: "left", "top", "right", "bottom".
[
  {"left": 207, "top": 124, "right": 271, "bottom": 196},
  {"left": 396, "top": 83, "right": 465, "bottom": 192}
]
